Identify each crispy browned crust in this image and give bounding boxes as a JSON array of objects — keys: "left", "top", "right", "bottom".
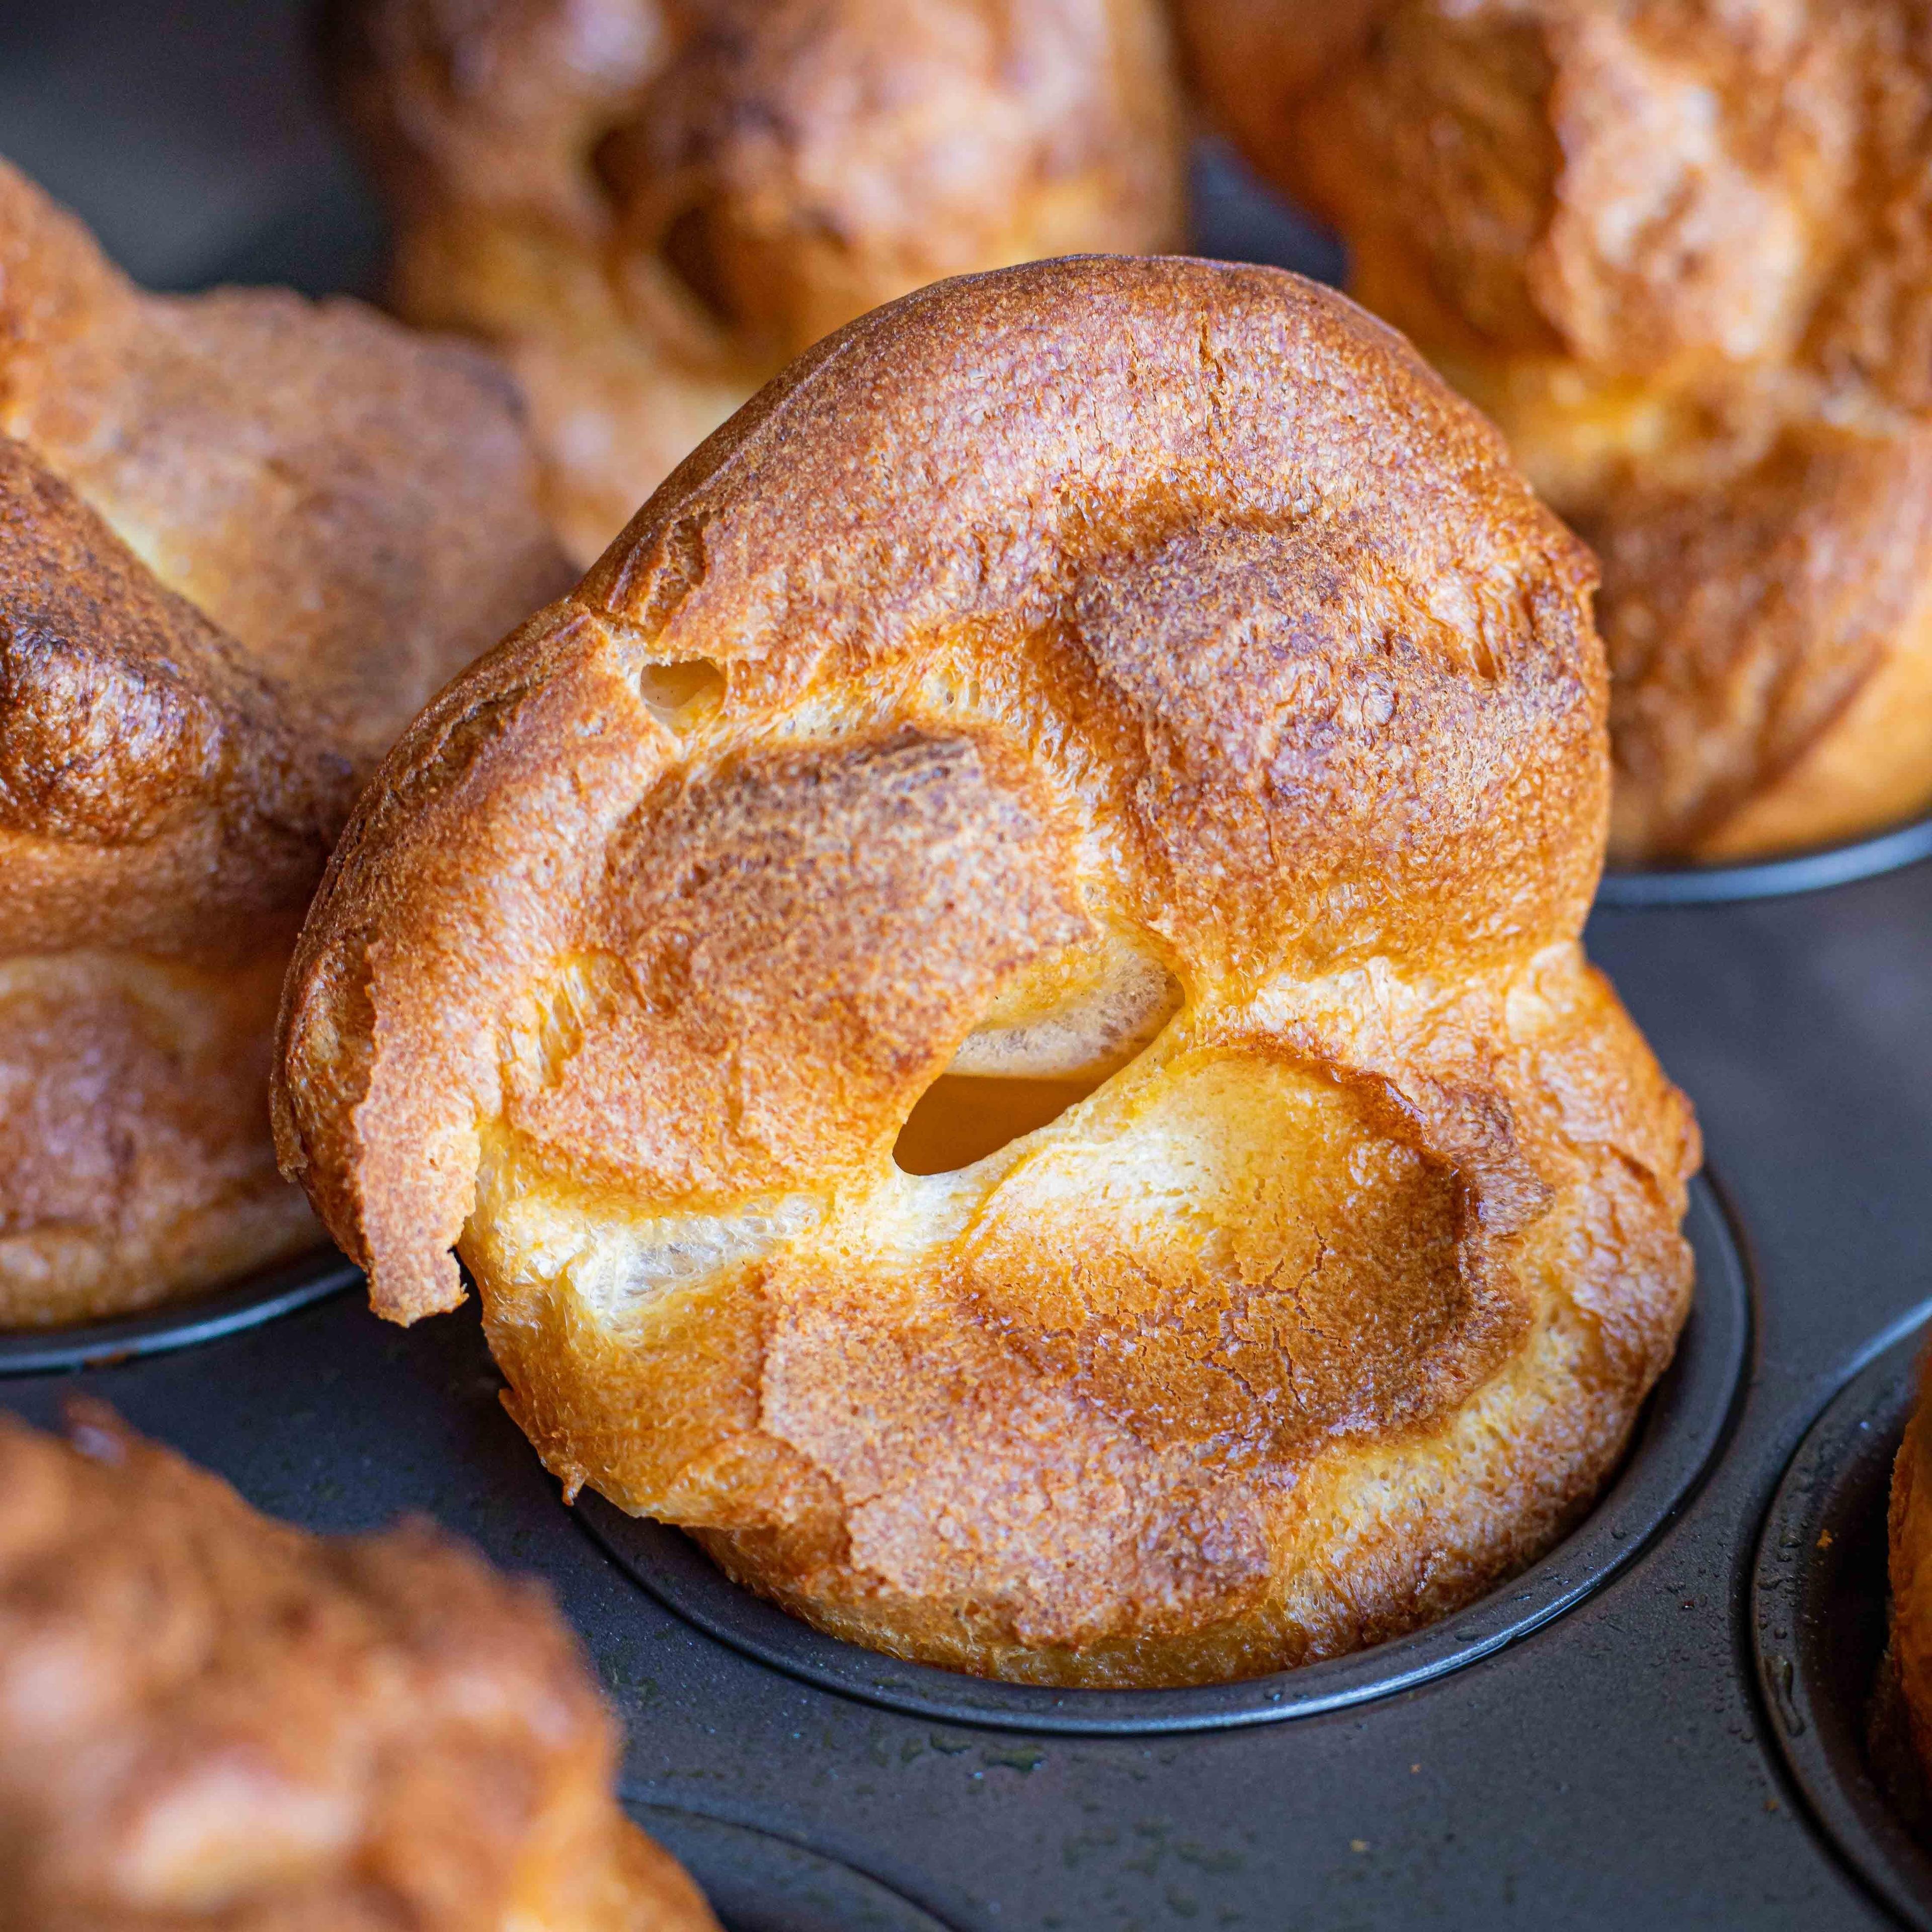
[
  {"left": 1182, "top": 0, "right": 1932, "bottom": 861},
  {"left": 276, "top": 255, "right": 1698, "bottom": 1686},
  {"left": 0, "top": 1404, "right": 717, "bottom": 1931},
  {"left": 326, "top": 0, "right": 1187, "bottom": 564},
  {"left": 1175, "top": 0, "right": 1390, "bottom": 154},
  {"left": 0, "top": 157, "right": 572, "bottom": 773},
  {"left": 0, "top": 156, "right": 570, "bottom": 1323},
  {"left": 1597, "top": 424, "right": 1932, "bottom": 858},
  {"left": 0, "top": 440, "right": 349, "bottom": 957},
  {"left": 0, "top": 943, "right": 326, "bottom": 1327}
]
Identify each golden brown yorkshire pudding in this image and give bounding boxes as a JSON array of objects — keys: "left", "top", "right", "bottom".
[
  {"left": 0, "top": 157, "right": 569, "bottom": 1327},
  {"left": 325, "top": 0, "right": 1187, "bottom": 566},
  {"left": 0, "top": 1404, "right": 717, "bottom": 1931},
  {"left": 1179, "top": 0, "right": 1932, "bottom": 863},
  {"left": 275, "top": 256, "right": 1700, "bottom": 1689}
]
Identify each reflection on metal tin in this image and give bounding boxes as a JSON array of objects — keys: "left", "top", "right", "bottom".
[
  {"left": 0, "top": 1248, "right": 361, "bottom": 1378},
  {"left": 628, "top": 1806, "right": 957, "bottom": 1932},
  {"left": 1753, "top": 1310, "right": 1932, "bottom": 1932},
  {"left": 582, "top": 1175, "right": 1749, "bottom": 1736},
  {"left": 1597, "top": 815, "right": 1932, "bottom": 909}
]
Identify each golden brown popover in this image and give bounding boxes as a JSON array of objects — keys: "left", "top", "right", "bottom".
[
  {"left": 0, "top": 157, "right": 569, "bottom": 1327},
  {"left": 0, "top": 1403, "right": 716, "bottom": 1931},
  {"left": 1180, "top": 0, "right": 1932, "bottom": 864},
  {"left": 275, "top": 256, "right": 1700, "bottom": 1689},
  {"left": 325, "top": 0, "right": 1187, "bottom": 566}
]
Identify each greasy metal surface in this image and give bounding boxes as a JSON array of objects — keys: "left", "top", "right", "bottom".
[
  {"left": 632, "top": 1808, "right": 956, "bottom": 1932},
  {"left": 8, "top": 7, "right": 1932, "bottom": 1924},
  {"left": 1756, "top": 1317, "right": 1932, "bottom": 1930},
  {"left": 0, "top": 1250, "right": 359, "bottom": 1378},
  {"left": 583, "top": 1179, "right": 1748, "bottom": 1737}
]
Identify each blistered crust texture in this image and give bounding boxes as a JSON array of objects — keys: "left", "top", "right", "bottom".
[
  {"left": 1182, "top": 0, "right": 1932, "bottom": 861},
  {"left": 327, "top": 0, "right": 1187, "bottom": 563},
  {"left": 278, "top": 257, "right": 1699, "bottom": 1687},
  {"left": 0, "top": 1406, "right": 717, "bottom": 1931},
  {"left": 0, "top": 157, "right": 569, "bottom": 1322}
]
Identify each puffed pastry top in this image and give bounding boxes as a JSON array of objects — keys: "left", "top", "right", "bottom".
[
  {"left": 0, "top": 148, "right": 569, "bottom": 957},
  {"left": 1179, "top": 0, "right": 1932, "bottom": 861},
  {"left": 0, "top": 155, "right": 568, "bottom": 782},
  {"left": 0, "top": 156, "right": 569, "bottom": 1326},
  {"left": 326, "top": 0, "right": 1187, "bottom": 561}
]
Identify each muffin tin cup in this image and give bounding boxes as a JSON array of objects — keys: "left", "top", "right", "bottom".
[
  {"left": 0, "top": 1248, "right": 361, "bottom": 1378},
  {"left": 629, "top": 1806, "right": 958, "bottom": 1932},
  {"left": 581, "top": 1173, "right": 1750, "bottom": 1736},
  {"left": 1754, "top": 1310, "right": 1932, "bottom": 1928},
  {"left": 1595, "top": 814, "right": 1932, "bottom": 908}
]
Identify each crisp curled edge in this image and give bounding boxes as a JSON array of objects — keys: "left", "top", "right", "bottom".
[{"left": 273, "top": 255, "right": 1602, "bottom": 1323}]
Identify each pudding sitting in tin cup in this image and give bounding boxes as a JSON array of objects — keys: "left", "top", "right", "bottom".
[{"left": 273, "top": 256, "right": 1701, "bottom": 1689}]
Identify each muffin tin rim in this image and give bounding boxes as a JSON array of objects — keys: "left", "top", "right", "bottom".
[
  {"left": 624, "top": 1800, "right": 962, "bottom": 1932},
  {"left": 579, "top": 1169, "right": 1750, "bottom": 1736},
  {"left": 1752, "top": 1305, "right": 1932, "bottom": 1930},
  {"left": 0, "top": 1248, "right": 361, "bottom": 1379},
  {"left": 1596, "top": 813, "right": 1932, "bottom": 908}
]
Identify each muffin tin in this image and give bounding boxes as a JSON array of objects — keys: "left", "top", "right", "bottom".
[
  {"left": 1755, "top": 1318, "right": 1932, "bottom": 1930},
  {"left": 10, "top": 10, "right": 1932, "bottom": 1926},
  {"left": 634, "top": 1810, "right": 956, "bottom": 1932},
  {"left": 1595, "top": 818, "right": 1932, "bottom": 909},
  {"left": 0, "top": 1252, "right": 357, "bottom": 1378}
]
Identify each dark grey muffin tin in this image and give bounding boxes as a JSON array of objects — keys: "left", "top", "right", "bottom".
[
  {"left": 1594, "top": 819, "right": 1932, "bottom": 909},
  {"left": 1754, "top": 1317, "right": 1932, "bottom": 1931},
  {"left": 10, "top": 9, "right": 1932, "bottom": 1925}
]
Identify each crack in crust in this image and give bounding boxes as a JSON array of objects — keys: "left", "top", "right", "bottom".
[
  {"left": 1182, "top": 0, "right": 1932, "bottom": 859},
  {"left": 276, "top": 256, "right": 1698, "bottom": 1686}
]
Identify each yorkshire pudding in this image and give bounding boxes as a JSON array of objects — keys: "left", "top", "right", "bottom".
[
  {"left": 0, "top": 1404, "right": 716, "bottom": 1931},
  {"left": 326, "top": 0, "right": 1186, "bottom": 566},
  {"left": 0, "top": 158, "right": 568, "bottom": 1326},
  {"left": 275, "top": 256, "right": 1700, "bottom": 1688},
  {"left": 1180, "top": 0, "right": 1932, "bottom": 863}
]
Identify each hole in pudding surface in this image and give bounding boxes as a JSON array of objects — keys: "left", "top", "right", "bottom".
[
  {"left": 657, "top": 202, "right": 741, "bottom": 330},
  {"left": 892, "top": 937, "right": 1181, "bottom": 1176},
  {"left": 635, "top": 657, "right": 724, "bottom": 728},
  {"left": 893, "top": 1070, "right": 1115, "bottom": 1176}
]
